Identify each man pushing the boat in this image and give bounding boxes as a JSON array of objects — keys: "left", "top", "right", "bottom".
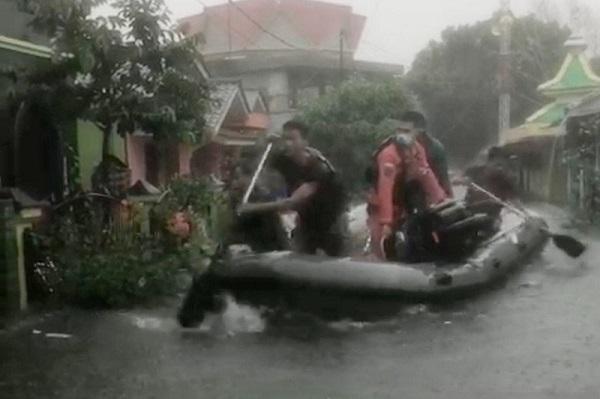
[{"left": 237, "top": 120, "right": 350, "bottom": 257}]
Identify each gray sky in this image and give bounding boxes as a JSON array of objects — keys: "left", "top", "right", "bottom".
[{"left": 98, "top": 0, "right": 600, "bottom": 67}]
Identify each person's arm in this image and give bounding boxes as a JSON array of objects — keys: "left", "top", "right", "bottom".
[
  {"left": 437, "top": 151, "right": 453, "bottom": 197},
  {"left": 238, "top": 151, "right": 332, "bottom": 215},
  {"left": 376, "top": 146, "right": 402, "bottom": 237},
  {"left": 427, "top": 139, "right": 453, "bottom": 197},
  {"left": 236, "top": 153, "right": 289, "bottom": 214},
  {"left": 237, "top": 182, "right": 318, "bottom": 215},
  {"left": 411, "top": 142, "right": 447, "bottom": 206}
]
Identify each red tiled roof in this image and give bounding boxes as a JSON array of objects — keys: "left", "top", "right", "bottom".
[
  {"left": 227, "top": 112, "right": 271, "bottom": 131},
  {"left": 179, "top": 0, "right": 365, "bottom": 51}
]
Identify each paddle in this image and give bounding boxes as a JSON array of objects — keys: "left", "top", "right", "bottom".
[
  {"left": 469, "top": 182, "right": 586, "bottom": 258},
  {"left": 240, "top": 142, "right": 273, "bottom": 206}
]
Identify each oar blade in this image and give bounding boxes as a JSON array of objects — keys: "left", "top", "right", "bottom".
[{"left": 552, "top": 234, "right": 587, "bottom": 258}]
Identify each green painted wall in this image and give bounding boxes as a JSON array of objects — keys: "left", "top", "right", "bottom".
[{"left": 76, "top": 121, "right": 126, "bottom": 190}]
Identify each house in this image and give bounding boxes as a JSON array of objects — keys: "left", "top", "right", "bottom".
[
  {"left": 179, "top": 0, "right": 404, "bottom": 130},
  {"left": 125, "top": 78, "right": 270, "bottom": 187},
  {"left": 0, "top": 0, "right": 56, "bottom": 313},
  {"left": 563, "top": 92, "right": 600, "bottom": 221},
  {"left": 0, "top": 0, "right": 130, "bottom": 197},
  {"left": 0, "top": 0, "right": 58, "bottom": 200},
  {"left": 0, "top": 0, "right": 269, "bottom": 312},
  {"left": 0, "top": 3, "right": 271, "bottom": 194},
  {"left": 189, "top": 79, "right": 269, "bottom": 181},
  {"left": 500, "top": 33, "right": 600, "bottom": 202}
]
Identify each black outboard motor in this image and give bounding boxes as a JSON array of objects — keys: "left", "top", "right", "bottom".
[{"left": 387, "top": 200, "right": 496, "bottom": 263}]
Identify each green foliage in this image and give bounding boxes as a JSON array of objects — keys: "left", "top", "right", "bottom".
[
  {"left": 407, "top": 15, "right": 571, "bottom": 163},
  {"left": 300, "top": 79, "right": 413, "bottom": 125},
  {"left": 147, "top": 178, "right": 234, "bottom": 278},
  {"left": 297, "top": 79, "right": 413, "bottom": 194},
  {"left": 151, "top": 177, "right": 232, "bottom": 249},
  {"left": 36, "top": 195, "right": 182, "bottom": 307},
  {"left": 13, "top": 0, "right": 210, "bottom": 158},
  {"left": 57, "top": 233, "right": 182, "bottom": 308},
  {"left": 34, "top": 177, "right": 231, "bottom": 308}
]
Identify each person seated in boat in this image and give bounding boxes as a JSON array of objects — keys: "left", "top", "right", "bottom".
[
  {"left": 238, "top": 120, "right": 350, "bottom": 257},
  {"left": 366, "top": 114, "right": 449, "bottom": 260},
  {"left": 411, "top": 111, "right": 453, "bottom": 198},
  {"left": 464, "top": 146, "right": 518, "bottom": 219}
]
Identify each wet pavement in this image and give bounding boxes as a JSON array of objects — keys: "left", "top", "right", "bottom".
[{"left": 1, "top": 203, "right": 599, "bottom": 399}]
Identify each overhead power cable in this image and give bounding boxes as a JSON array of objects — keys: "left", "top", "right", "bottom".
[
  {"left": 192, "top": 0, "right": 265, "bottom": 50},
  {"left": 360, "top": 39, "right": 398, "bottom": 58},
  {"left": 227, "top": 0, "right": 300, "bottom": 50}
]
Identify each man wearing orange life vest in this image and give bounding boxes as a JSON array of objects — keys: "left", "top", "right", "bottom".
[{"left": 367, "top": 112, "right": 450, "bottom": 260}]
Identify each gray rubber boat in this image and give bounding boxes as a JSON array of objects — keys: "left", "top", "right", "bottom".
[{"left": 213, "top": 213, "right": 548, "bottom": 299}]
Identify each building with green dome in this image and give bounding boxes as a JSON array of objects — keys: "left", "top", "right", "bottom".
[{"left": 501, "top": 33, "right": 600, "bottom": 202}]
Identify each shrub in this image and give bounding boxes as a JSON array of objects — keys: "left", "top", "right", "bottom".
[
  {"left": 150, "top": 177, "right": 234, "bottom": 266},
  {"left": 56, "top": 234, "right": 182, "bottom": 308},
  {"left": 35, "top": 177, "right": 231, "bottom": 308}
]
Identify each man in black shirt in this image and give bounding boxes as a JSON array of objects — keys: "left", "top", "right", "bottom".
[{"left": 238, "top": 121, "right": 349, "bottom": 256}]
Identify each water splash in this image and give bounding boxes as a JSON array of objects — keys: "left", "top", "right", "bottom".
[
  {"left": 129, "top": 315, "right": 174, "bottom": 332},
  {"left": 328, "top": 319, "right": 371, "bottom": 332},
  {"left": 404, "top": 304, "right": 430, "bottom": 316},
  {"left": 196, "top": 294, "right": 266, "bottom": 336}
]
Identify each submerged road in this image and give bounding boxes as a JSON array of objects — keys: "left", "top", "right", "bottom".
[{"left": 1, "top": 203, "right": 599, "bottom": 399}]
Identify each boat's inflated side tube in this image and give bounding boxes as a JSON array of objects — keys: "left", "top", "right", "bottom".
[{"left": 214, "top": 216, "right": 548, "bottom": 298}]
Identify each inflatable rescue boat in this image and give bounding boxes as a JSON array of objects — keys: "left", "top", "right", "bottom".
[{"left": 212, "top": 212, "right": 548, "bottom": 299}]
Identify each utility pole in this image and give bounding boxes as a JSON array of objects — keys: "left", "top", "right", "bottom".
[
  {"left": 227, "top": 0, "right": 232, "bottom": 54},
  {"left": 494, "top": 0, "right": 514, "bottom": 144},
  {"left": 339, "top": 28, "right": 345, "bottom": 85}
]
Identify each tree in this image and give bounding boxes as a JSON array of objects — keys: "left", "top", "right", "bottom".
[
  {"left": 528, "top": 0, "right": 600, "bottom": 55},
  {"left": 12, "top": 0, "right": 210, "bottom": 184},
  {"left": 407, "top": 15, "right": 570, "bottom": 163},
  {"left": 297, "top": 79, "right": 413, "bottom": 194}
]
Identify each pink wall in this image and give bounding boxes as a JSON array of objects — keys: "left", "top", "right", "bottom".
[
  {"left": 127, "top": 137, "right": 215, "bottom": 185},
  {"left": 190, "top": 142, "right": 223, "bottom": 178},
  {"left": 126, "top": 136, "right": 148, "bottom": 184}
]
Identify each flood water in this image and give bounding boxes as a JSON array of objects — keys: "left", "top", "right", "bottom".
[{"left": 1, "top": 203, "right": 599, "bottom": 399}]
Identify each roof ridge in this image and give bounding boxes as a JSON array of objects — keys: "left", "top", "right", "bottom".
[{"left": 539, "top": 52, "right": 600, "bottom": 96}]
